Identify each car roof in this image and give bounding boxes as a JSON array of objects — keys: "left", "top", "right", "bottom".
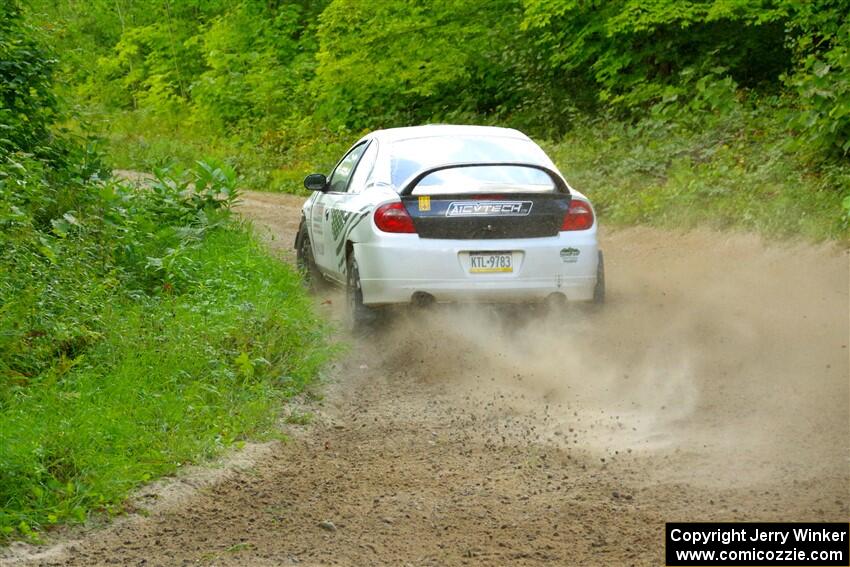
[
  {"left": 355, "top": 124, "right": 574, "bottom": 194},
  {"left": 368, "top": 124, "right": 532, "bottom": 144}
]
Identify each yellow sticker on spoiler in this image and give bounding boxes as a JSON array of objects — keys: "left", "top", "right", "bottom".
[{"left": 418, "top": 195, "right": 431, "bottom": 212}]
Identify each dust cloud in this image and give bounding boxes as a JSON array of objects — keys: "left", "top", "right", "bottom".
[{"left": 356, "top": 227, "right": 849, "bottom": 488}]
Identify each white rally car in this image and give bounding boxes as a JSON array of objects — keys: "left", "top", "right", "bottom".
[{"left": 295, "top": 125, "right": 604, "bottom": 328}]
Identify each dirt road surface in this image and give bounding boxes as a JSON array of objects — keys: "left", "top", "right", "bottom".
[{"left": 4, "top": 190, "right": 848, "bottom": 566}]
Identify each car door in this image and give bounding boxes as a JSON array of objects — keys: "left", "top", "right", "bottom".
[{"left": 312, "top": 141, "right": 371, "bottom": 279}]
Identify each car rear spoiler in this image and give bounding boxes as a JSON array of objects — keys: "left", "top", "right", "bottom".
[{"left": 397, "top": 162, "right": 569, "bottom": 195}]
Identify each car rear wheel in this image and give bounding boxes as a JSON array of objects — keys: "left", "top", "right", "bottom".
[
  {"left": 296, "top": 222, "right": 325, "bottom": 292},
  {"left": 345, "top": 254, "right": 377, "bottom": 333}
]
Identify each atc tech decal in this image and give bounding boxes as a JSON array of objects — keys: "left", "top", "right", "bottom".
[{"left": 446, "top": 201, "right": 533, "bottom": 217}]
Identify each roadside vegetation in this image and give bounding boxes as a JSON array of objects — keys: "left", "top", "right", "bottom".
[
  {"left": 24, "top": 0, "right": 850, "bottom": 239},
  {"left": 1, "top": 2, "right": 329, "bottom": 541}
]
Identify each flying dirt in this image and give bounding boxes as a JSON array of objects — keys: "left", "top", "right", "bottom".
[{"left": 4, "top": 191, "right": 848, "bottom": 566}]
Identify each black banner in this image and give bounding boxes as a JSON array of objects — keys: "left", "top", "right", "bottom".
[{"left": 666, "top": 523, "right": 849, "bottom": 566}]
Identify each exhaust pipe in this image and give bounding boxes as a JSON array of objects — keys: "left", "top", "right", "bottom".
[
  {"left": 411, "top": 291, "right": 436, "bottom": 308},
  {"left": 544, "top": 292, "right": 567, "bottom": 309}
]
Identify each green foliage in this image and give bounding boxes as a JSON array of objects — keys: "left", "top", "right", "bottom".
[
  {"left": 97, "top": 21, "right": 200, "bottom": 112},
  {"left": 25, "top": 0, "right": 237, "bottom": 93},
  {"left": 314, "top": 0, "right": 525, "bottom": 128},
  {"left": 14, "top": 0, "right": 850, "bottom": 240},
  {"left": 99, "top": 108, "right": 354, "bottom": 194},
  {"left": 0, "top": 158, "right": 330, "bottom": 540},
  {"left": 545, "top": 100, "right": 848, "bottom": 239},
  {"left": 1, "top": 3, "right": 329, "bottom": 539},
  {"left": 23, "top": 0, "right": 850, "bottom": 162},
  {"left": 786, "top": 1, "right": 850, "bottom": 157},
  {"left": 0, "top": 0, "right": 59, "bottom": 160},
  {"left": 0, "top": 225, "right": 329, "bottom": 541},
  {"left": 521, "top": 0, "right": 790, "bottom": 113},
  {"left": 190, "top": 2, "right": 316, "bottom": 129}
]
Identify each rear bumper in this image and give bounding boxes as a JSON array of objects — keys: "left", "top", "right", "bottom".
[{"left": 356, "top": 232, "right": 599, "bottom": 305}]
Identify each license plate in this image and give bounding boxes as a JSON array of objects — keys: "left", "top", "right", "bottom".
[{"left": 469, "top": 252, "right": 513, "bottom": 273}]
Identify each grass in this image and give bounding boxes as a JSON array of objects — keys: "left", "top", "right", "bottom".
[
  {"left": 545, "top": 111, "right": 850, "bottom": 241},
  {"left": 85, "top": 106, "right": 355, "bottom": 195},
  {"left": 0, "top": 223, "right": 331, "bottom": 541}
]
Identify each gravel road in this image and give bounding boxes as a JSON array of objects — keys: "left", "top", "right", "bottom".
[{"left": 5, "top": 190, "right": 848, "bottom": 567}]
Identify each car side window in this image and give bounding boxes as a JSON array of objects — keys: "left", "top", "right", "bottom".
[
  {"left": 328, "top": 142, "right": 368, "bottom": 193},
  {"left": 348, "top": 141, "right": 378, "bottom": 193}
]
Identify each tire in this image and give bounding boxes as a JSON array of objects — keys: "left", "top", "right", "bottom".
[
  {"left": 345, "top": 254, "right": 377, "bottom": 333},
  {"left": 593, "top": 250, "right": 605, "bottom": 304},
  {"left": 295, "top": 222, "right": 325, "bottom": 291}
]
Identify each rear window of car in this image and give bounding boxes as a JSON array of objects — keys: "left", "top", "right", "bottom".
[
  {"left": 410, "top": 164, "right": 557, "bottom": 195},
  {"left": 388, "top": 135, "right": 551, "bottom": 188}
]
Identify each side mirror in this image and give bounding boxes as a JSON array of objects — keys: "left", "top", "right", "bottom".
[{"left": 304, "top": 173, "right": 328, "bottom": 192}]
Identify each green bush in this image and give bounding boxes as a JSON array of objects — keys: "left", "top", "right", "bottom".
[
  {"left": 0, "top": 160, "right": 330, "bottom": 541},
  {"left": 0, "top": 0, "right": 58, "bottom": 158},
  {"left": 521, "top": 0, "right": 790, "bottom": 114},
  {"left": 546, "top": 99, "right": 848, "bottom": 240},
  {"left": 313, "top": 0, "right": 525, "bottom": 129},
  {"left": 786, "top": 2, "right": 850, "bottom": 157}
]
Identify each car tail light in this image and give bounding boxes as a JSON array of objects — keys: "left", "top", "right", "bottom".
[
  {"left": 561, "top": 199, "right": 594, "bottom": 231},
  {"left": 374, "top": 202, "right": 417, "bottom": 233}
]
